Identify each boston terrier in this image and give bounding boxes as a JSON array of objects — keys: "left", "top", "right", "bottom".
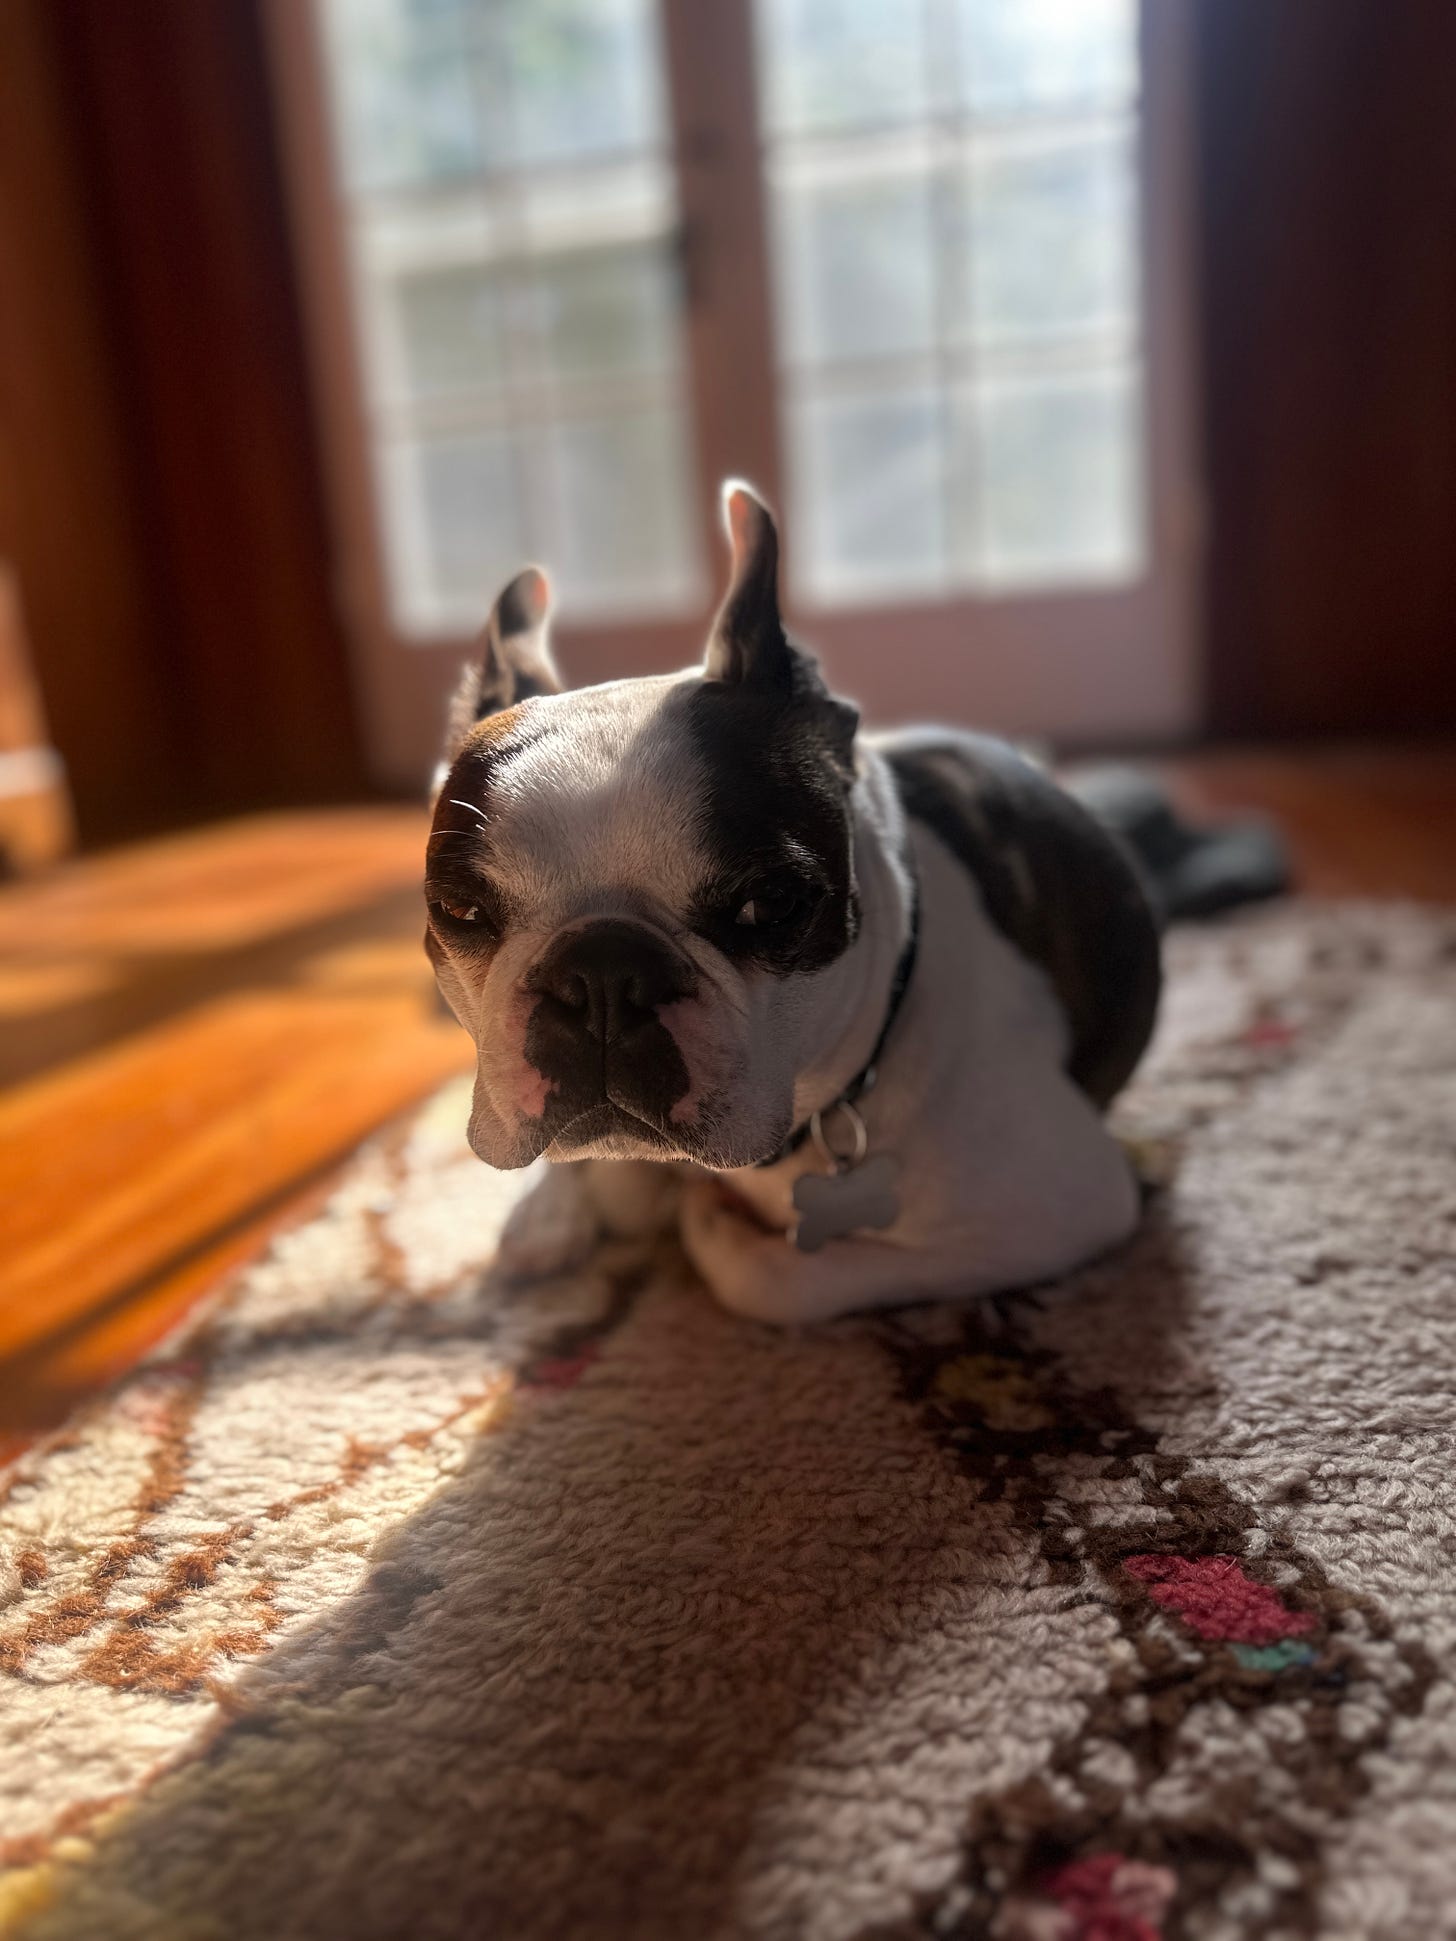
[{"left": 424, "top": 482, "right": 1161, "bottom": 1325}]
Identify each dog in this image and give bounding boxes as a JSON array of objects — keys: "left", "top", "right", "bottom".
[{"left": 424, "top": 482, "right": 1161, "bottom": 1324}]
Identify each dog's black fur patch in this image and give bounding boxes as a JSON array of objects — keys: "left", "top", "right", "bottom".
[
  {"left": 885, "top": 729, "right": 1161, "bottom": 1109},
  {"left": 682, "top": 664, "right": 861, "bottom": 978}
]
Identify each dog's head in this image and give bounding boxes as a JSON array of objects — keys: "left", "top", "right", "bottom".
[{"left": 425, "top": 482, "right": 864, "bottom": 1170}]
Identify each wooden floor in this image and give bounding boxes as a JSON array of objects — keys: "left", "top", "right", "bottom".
[
  {"left": 0, "top": 808, "right": 472, "bottom": 1451},
  {"left": 2, "top": 745, "right": 1453, "bottom": 1451}
]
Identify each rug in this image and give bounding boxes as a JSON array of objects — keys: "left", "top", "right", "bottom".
[{"left": 2, "top": 902, "right": 1454, "bottom": 1941}]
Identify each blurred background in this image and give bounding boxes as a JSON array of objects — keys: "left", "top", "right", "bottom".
[
  {"left": 3, "top": 0, "right": 1455, "bottom": 850},
  {"left": 2, "top": 0, "right": 1455, "bottom": 1433}
]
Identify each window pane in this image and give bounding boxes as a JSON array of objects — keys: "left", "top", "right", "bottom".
[
  {"left": 964, "top": 123, "right": 1137, "bottom": 346},
  {"left": 548, "top": 409, "right": 698, "bottom": 613},
  {"left": 758, "top": 0, "right": 1146, "bottom": 605},
  {"left": 758, "top": 0, "right": 932, "bottom": 135},
  {"left": 323, "top": 0, "right": 667, "bottom": 183},
  {"left": 790, "top": 389, "right": 945, "bottom": 600},
  {"left": 322, "top": 0, "right": 506, "bottom": 190},
  {"left": 321, "top": 0, "right": 701, "bottom": 629},
  {"left": 331, "top": 53, "right": 492, "bottom": 192},
  {"left": 771, "top": 152, "right": 939, "bottom": 366},
  {"left": 383, "top": 433, "right": 524, "bottom": 627},
  {"left": 530, "top": 244, "right": 679, "bottom": 385},
  {"left": 968, "top": 368, "right": 1141, "bottom": 587},
  {"left": 393, "top": 265, "right": 509, "bottom": 400},
  {"left": 958, "top": 0, "right": 1137, "bottom": 114},
  {"left": 509, "top": 0, "right": 667, "bottom": 166}
]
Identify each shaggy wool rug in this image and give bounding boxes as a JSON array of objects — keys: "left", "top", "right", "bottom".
[{"left": 2, "top": 902, "right": 1454, "bottom": 1941}]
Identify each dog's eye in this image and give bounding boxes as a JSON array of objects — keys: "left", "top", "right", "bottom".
[
  {"left": 427, "top": 892, "right": 498, "bottom": 936},
  {"left": 735, "top": 882, "right": 806, "bottom": 929}
]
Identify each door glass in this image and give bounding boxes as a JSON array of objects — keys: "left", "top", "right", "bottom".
[
  {"left": 774, "top": 144, "right": 940, "bottom": 366},
  {"left": 791, "top": 388, "right": 946, "bottom": 596},
  {"left": 320, "top": 0, "right": 700, "bottom": 631},
  {"left": 962, "top": 368, "right": 1141, "bottom": 586},
  {"left": 761, "top": 0, "right": 935, "bottom": 134},
  {"left": 757, "top": 0, "right": 1143, "bottom": 604}
]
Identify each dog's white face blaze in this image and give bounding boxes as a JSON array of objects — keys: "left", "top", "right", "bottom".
[{"left": 428, "top": 673, "right": 854, "bottom": 1169}]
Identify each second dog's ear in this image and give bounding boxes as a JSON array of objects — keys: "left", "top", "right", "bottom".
[
  {"left": 704, "top": 481, "right": 796, "bottom": 690},
  {"left": 443, "top": 566, "right": 562, "bottom": 762}
]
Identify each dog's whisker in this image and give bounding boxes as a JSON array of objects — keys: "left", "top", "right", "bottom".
[{"left": 447, "top": 799, "right": 490, "bottom": 825}]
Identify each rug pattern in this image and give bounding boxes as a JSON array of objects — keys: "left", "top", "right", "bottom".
[{"left": 1, "top": 903, "right": 1454, "bottom": 1940}]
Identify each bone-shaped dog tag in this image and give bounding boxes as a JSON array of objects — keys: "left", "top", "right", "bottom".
[{"left": 791, "top": 1154, "right": 899, "bottom": 1253}]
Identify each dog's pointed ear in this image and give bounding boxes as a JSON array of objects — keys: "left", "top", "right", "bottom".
[
  {"left": 442, "top": 566, "right": 562, "bottom": 762},
  {"left": 702, "top": 480, "right": 858, "bottom": 762},
  {"left": 704, "top": 481, "right": 796, "bottom": 690}
]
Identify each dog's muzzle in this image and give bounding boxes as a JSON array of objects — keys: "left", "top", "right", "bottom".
[{"left": 522, "top": 919, "right": 696, "bottom": 1147}]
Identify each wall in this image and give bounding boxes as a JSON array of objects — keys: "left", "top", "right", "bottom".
[{"left": 1193, "top": 0, "right": 1456, "bottom": 736}]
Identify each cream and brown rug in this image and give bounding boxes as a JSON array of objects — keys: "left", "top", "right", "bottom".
[{"left": 3, "top": 902, "right": 1455, "bottom": 1941}]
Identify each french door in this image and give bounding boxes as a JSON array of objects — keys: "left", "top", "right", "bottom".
[{"left": 268, "top": 0, "right": 1200, "bottom": 790}]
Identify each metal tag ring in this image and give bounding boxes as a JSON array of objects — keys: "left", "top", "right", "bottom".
[{"left": 808, "top": 1098, "right": 869, "bottom": 1173}]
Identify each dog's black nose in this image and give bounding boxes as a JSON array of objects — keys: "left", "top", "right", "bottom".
[
  {"left": 524, "top": 920, "right": 696, "bottom": 1138},
  {"left": 527, "top": 920, "right": 692, "bottom": 1045}
]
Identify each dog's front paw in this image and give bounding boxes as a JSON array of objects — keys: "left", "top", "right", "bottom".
[
  {"left": 680, "top": 1178, "right": 923, "bottom": 1325},
  {"left": 494, "top": 1163, "right": 602, "bottom": 1283},
  {"left": 679, "top": 1179, "right": 817, "bottom": 1323}
]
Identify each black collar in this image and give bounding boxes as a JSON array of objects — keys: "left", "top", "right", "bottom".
[{"left": 757, "top": 872, "right": 921, "bottom": 1168}]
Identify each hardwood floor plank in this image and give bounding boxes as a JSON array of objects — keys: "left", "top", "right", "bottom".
[
  {"left": 0, "top": 806, "right": 473, "bottom": 1438},
  {"left": 0, "top": 806, "right": 426, "bottom": 956},
  {"left": 1156, "top": 746, "right": 1456, "bottom": 901},
  {"left": 0, "top": 807, "right": 435, "bottom": 1085},
  {"left": 0, "top": 973, "right": 470, "bottom": 1355}
]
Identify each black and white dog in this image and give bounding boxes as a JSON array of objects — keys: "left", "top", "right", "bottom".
[{"left": 425, "top": 482, "right": 1161, "bottom": 1324}]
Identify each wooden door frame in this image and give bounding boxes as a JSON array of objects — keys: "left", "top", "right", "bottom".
[{"left": 266, "top": 0, "right": 1203, "bottom": 792}]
